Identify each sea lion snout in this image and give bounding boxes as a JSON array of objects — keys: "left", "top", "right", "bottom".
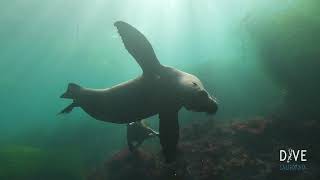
[
  {"left": 206, "top": 97, "right": 218, "bottom": 115},
  {"left": 195, "top": 95, "right": 218, "bottom": 115},
  {"left": 184, "top": 90, "right": 218, "bottom": 114}
]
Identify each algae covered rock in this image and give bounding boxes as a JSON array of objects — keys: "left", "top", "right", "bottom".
[{"left": 89, "top": 118, "right": 320, "bottom": 180}]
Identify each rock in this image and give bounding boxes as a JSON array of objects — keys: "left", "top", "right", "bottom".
[{"left": 88, "top": 118, "right": 319, "bottom": 180}]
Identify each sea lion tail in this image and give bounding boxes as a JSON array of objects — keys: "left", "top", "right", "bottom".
[{"left": 60, "top": 83, "right": 81, "bottom": 99}]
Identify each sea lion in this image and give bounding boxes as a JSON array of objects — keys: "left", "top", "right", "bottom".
[
  {"left": 127, "top": 120, "right": 159, "bottom": 152},
  {"left": 59, "top": 21, "right": 218, "bottom": 162}
]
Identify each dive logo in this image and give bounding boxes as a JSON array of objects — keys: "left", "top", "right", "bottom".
[{"left": 279, "top": 148, "right": 307, "bottom": 171}]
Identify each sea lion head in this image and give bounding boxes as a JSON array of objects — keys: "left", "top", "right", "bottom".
[{"left": 181, "top": 76, "right": 218, "bottom": 115}]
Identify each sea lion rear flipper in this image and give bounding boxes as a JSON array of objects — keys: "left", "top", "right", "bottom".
[
  {"left": 58, "top": 102, "right": 77, "bottom": 115},
  {"left": 60, "top": 83, "right": 81, "bottom": 99},
  {"left": 140, "top": 120, "right": 159, "bottom": 137},
  {"left": 147, "top": 127, "right": 159, "bottom": 137},
  {"left": 114, "top": 21, "right": 161, "bottom": 75},
  {"left": 159, "top": 111, "right": 179, "bottom": 163}
]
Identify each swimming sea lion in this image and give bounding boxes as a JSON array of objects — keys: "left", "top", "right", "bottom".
[
  {"left": 127, "top": 120, "right": 159, "bottom": 152},
  {"left": 59, "top": 21, "right": 218, "bottom": 162}
]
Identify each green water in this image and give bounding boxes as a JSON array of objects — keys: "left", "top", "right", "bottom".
[{"left": 0, "top": 0, "right": 319, "bottom": 179}]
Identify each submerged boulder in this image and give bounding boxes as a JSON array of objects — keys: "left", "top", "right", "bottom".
[{"left": 88, "top": 148, "right": 161, "bottom": 180}]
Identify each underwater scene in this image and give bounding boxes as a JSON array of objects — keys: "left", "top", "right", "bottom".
[{"left": 0, "top": 0, "right": 319, "bottom": 179}]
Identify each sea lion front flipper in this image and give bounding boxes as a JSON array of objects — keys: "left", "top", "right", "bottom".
[
  {"left": 159, "top": 111, "right": 179, "bottom": 163},
  {"left": 114, "top": 21, "right": 161, "bottom": 75}
]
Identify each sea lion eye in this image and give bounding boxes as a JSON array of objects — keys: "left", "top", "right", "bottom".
[{"left": 192, "top": 82, "right": 197, "bottom": 86}]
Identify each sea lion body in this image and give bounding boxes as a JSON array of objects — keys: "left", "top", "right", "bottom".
[
  {"left": 75, "top": 76, "right": 160, "bottom": 123},
  {"left": 59, "top": 21, "right": 218, "bottom": 162},
  {"left": 68, "top": 66, "right": 207, "bottom": 124}
]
